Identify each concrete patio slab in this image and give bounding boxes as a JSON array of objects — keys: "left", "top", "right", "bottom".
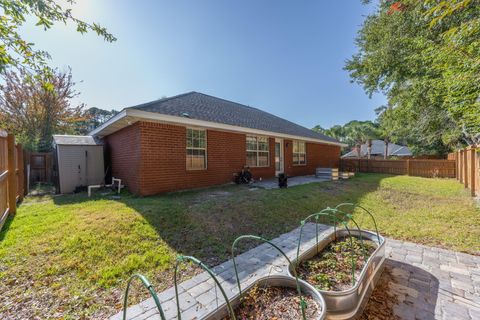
[{"left": 251, "top": 175, "right": 331, "bottom": 189}]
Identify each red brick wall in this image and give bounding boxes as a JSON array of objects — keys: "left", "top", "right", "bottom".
[
  {"left": 105, "top": 121, "right": 340, "bottom": 195},
  {"left": 137, "top": 122, "right": 276, "bottom": 195},
  {"left": 284, "top": 139, "right": 341, "bottom": 177},
  {"left": 104, "top": 123, "right": 142, "bottom": 194}
]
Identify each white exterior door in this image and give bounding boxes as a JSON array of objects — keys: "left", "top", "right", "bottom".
[{"left": 275, "top": 139, "right": 284, "bottom": 176}]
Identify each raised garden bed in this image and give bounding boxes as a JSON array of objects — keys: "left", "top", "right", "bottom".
[
  {"left": 290, "top": 228, "right": 385, "bottom": 320},
  {"left": 296, "top": 236, "right": 377, "bottom": 291},
  {"left": 210, "top": 275, "right": 326, "bottom": 320}
]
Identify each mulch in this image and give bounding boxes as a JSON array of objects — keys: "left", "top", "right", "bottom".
[{"left": 223, "top": 285, "right": 321, "bottom": 320}]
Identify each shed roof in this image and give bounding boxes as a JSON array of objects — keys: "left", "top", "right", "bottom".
[{"left": 53, "top": 135, "right": 102, "bottom": 146}]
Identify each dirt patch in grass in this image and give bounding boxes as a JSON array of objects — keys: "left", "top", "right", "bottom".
[
  {"left": 224, "top": 285, "right": 321, "bottom": 320},
  {"left": 187, "top": 185, "right": 237, "bottom": 207},
  {"left": 377, "top": 188, "right": 452, "bottom": 212},
  {"left": 297, "top": 237, "right": 377, "bottom": 291}
]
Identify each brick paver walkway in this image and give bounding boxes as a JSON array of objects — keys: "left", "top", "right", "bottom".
[
  {"left": 112, "top": 225, "right": 480, "bottom": 320},
  {"left": 375, "top": 239, "right": 480, "bottom": 320}
]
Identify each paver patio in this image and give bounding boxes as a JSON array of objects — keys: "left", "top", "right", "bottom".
[{"left": 112, "top": 224, "right": 480, "bottom": 320}]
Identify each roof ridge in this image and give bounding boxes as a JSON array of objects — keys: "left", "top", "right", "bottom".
[
  {"left": 193, "top": 92, "right": 265, "bottom": 112},
  {"left": 127, "top": 91, "right": 197, "bottom": 110}
]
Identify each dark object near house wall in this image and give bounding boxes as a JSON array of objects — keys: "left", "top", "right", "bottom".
[
  {"left": 278, "top": 173, "right": 288, "bottom": 188},
  {"left": 235, "top": 166, "right": 253, "bottom": 184}
]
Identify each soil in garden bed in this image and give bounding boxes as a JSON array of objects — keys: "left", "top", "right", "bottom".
[
  {"left": 223, "top": 285, "right": 321, "bottom": 320},
  {"left": 296, "top": 236, "right": 377, "bottom": 291}
]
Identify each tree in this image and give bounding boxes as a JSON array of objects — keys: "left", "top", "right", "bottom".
[
  {"left": 346, "top": 0, "right": 480, "bottom": 154},
  {"left": 0, "top": 0, "right": 116, "bottom": 73},
  {"left": 313, "top": 120, "right": 380, "bottom": 148},
  {"left": 74, "top": 107, "right": 119, "bottom": 134},
  {"left": 0, "top": 68, "right": 84, "bottom": 151}
]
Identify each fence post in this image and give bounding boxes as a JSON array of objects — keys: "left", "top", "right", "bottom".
[
  {"left": 463, "top": 149, "right": 468, "bottom": 188},
  {"left": 455, "top": 151, "right": 459, "bottom": 180},
  {"left": 17, "top": 144, "right": 24, "bottom": 201},
  {"left": 471, "top": 147, "right": 476, "bottom": 197},
  {"left": 459, "top": 150, "right": 462, "bottom": 181},
  {"left": 459, "top": 150, "right": 463, "bottom": 183},
  {"left": 7, "top": 134, "right": 16, "bottom": 215},
  {"left": 406, "top": 159, "right": 411, "bottom": 176}
]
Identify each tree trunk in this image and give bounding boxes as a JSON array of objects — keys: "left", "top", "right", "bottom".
[
  {"left": 384, "top": 140, "right": 389, "bottom": 159},
  {"left": 367, "top": 139, "right": 372, "bottom": 159}
]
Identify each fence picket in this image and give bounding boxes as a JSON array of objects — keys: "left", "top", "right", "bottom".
[
  {"left": 340, "top": 158, "right": 456, "bottom": 178},
  {"left": 0, "top": 132, "right": 25, "bottom": 231},
  {"left": 450, "top": 146, "right": 479, "bottom": 197}
]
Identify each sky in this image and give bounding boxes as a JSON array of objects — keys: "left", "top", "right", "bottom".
[{"left": 20, "top": 0, "right": 386, "bottom": 129}]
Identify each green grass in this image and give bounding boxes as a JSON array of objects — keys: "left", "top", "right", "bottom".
[{"left": 0, "top": 174, "right": 478, "bottom": 318}]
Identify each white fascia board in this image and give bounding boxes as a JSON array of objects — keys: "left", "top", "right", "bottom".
[
  {"left": 129, "top": 109, "right": 347, "bottom": 147},
  {"left": 89, "top": 109, "right": 127, "bottom": 136}
]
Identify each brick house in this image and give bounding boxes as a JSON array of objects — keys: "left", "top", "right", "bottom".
[{"left": 91, "top": 92, "right": 344, "bottom": 196}]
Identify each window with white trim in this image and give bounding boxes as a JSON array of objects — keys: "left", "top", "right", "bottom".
[
  {"left": 246, "top": 136, "right": 269, "bottom": 167},
  {"left": 293, "top": 140, "right": 306, "bottom": 165},
  {"left": 186, "top": 128, "right": 207, "bottom": 170}
]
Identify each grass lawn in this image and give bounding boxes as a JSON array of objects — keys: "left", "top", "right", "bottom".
[{"left": 0, "top": 174, "right": 478, "bottom": 319}]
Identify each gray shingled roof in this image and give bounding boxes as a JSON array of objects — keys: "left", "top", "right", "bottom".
[
  {"left": 128, "top": 92, "right": 340, "bottom": 143},
  {"left": 53, "top": 135, "right": 102, "bottom": 146}
]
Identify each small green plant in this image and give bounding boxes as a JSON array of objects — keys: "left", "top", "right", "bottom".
[
  {"left": 314, "top": 274, "right": 332, "bottom": 291},
  {"left": 297, "top": 237, "right": 376, "bottom": 291}
]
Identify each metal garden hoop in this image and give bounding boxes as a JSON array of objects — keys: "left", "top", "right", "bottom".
[
  {"left": 335, "top": 203, "right": 381, "bottom": 243},
  {"left": 174, "top": 255, "right": 235, "bottom": 320},
  {"left": 122, "top": 274, "right": 166, "bottom": 320},
  {"left": 296, "top": 211, "right": 359, "bottom": 285},
  {"left": 231, "top": 234, "right": 308, "bottom": 320},
  {"left": 321, "top": 207, "right": 369, "bottom": 260}
]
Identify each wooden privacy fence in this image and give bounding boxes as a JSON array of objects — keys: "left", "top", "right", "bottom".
[
  {"left": 451, "top": 146, "right": 479, "bottom": 197},
  {"left": 0, "top": 131, "right": 25, "bottom": 231},
  {"left": 340, "top": 158, "right": 456, "bottom": 178}
]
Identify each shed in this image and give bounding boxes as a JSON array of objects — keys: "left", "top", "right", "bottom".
[{"left": 53, "top": 135, "right": 105, "bottom": 193}]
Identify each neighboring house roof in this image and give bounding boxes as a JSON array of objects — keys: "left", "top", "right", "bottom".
[
  {"left": 341, "top": 140, "right": 412, "bottom": 158},
  {"left": 90, "top": 92, "right": 345, "bottom": 146},
  {"left": 53, "top": 135, "right": 103, "bottom": 146},
  {"left": 390, "top": 146, "right": 412, "bottom": 156}
]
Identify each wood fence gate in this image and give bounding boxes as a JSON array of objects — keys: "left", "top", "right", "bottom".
[
  {"left": 0, "top": 131, "right": 25, "bottom": 231},
  {"left": 27, "top": 152, "right": 53, "bottom": 184}
]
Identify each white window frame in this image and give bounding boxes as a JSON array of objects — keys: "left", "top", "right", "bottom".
[
  {"left": 293, "top": 140, "right": 307, "bottom": 166},
  {"left": 186, "top": 127, "right": 207, "bottom": 170},
  {"left": 246, "top": 135, "right": 270, "bottom": 167}
]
